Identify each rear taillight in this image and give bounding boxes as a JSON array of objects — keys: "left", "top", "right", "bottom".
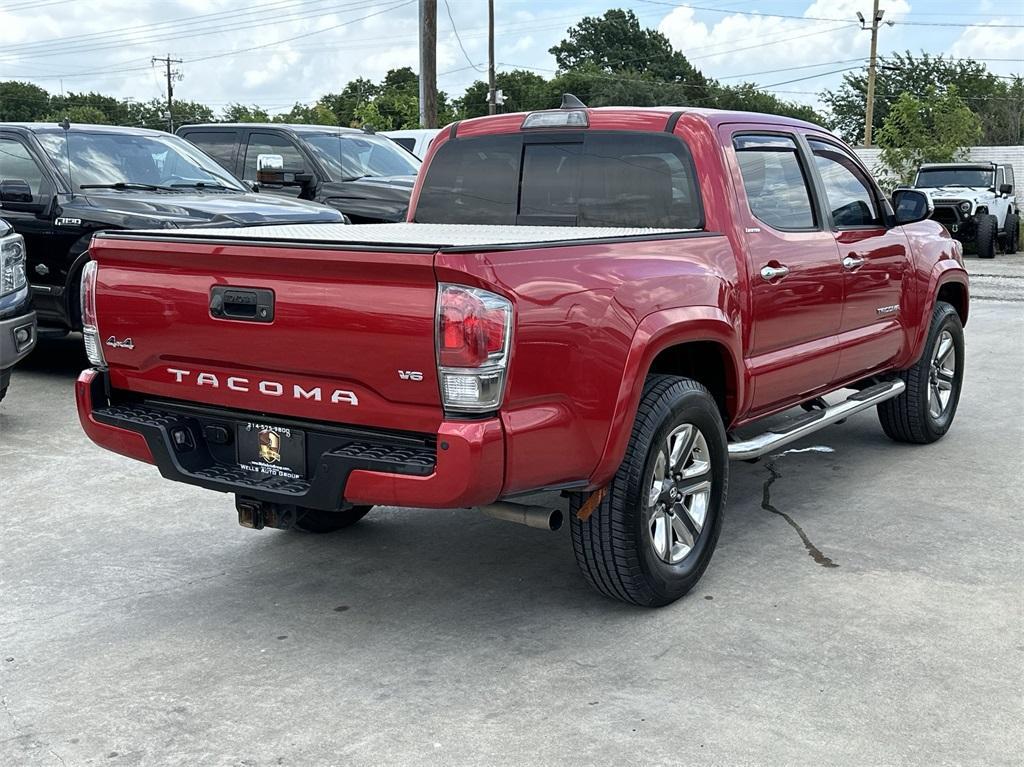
[
  {"left": 80, "top": 260, "right": 107, "bottom": 369},
  {"left": 436, "top": 284, "right": 512, "bottom": 412}
]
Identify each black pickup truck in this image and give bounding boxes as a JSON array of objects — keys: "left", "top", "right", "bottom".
[
  {"left": 0, "top": 123, "right": 344, "bottom": 333},
  {"left": 178, "top": 123, "right": 420, "bottom": 223}
]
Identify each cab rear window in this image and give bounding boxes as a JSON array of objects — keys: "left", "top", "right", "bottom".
[{"left": 414, "top": 132, "right": 703, "bottom": 229}]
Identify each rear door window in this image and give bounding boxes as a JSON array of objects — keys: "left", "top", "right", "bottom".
[
  {"left": 183, "top": 131, "right": 239, "bottom": 173},
  {"left": 414, "top": 134, "right": 521, "bottom": 225},
  {"left": 414, "top": 131, "right": 702, "bottom": 229},
  {"left": 733, "top": 134, "right": 816, "bottom": 231}
]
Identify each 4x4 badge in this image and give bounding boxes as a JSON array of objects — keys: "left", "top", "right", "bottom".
[{"left": 105, "top": 336, "right": 135, "bottom": 350}]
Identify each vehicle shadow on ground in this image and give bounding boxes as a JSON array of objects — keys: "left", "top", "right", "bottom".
[
  {"left": 19, "top": 333, "right": 88, "bottom": 376},
  {"left": 115, "top": 454, "right": 814, "bottom": 640}
]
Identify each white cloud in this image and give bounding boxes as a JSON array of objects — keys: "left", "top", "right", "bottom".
[
  {"left": 950, "top": 19, "right": 1024, "bottom": 77},
  {"left": 658, "top": 1, "right": 913, "bottom": 106},
  {"left": 0, "top": 0, "right": 1015, "bottom": 119}
]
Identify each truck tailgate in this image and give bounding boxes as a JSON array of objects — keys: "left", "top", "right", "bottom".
[{"left": 90, "top": 235, "right": 443, "bottom": 434}]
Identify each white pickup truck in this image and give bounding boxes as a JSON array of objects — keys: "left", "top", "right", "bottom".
[{"left": 914, "top": 162, "right": 1019, "bottom": 258}]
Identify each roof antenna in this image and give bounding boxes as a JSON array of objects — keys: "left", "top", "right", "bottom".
[
  {"left": 58, "top": 79, "right": 75, "bottom": 199},
  {"left": 560, "top": 93, "right": 587, "bottom": 109}
]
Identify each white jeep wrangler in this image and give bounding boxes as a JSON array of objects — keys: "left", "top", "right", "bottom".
[{"left": 914, "top": 162, "right": 1019, "bottom": 258}]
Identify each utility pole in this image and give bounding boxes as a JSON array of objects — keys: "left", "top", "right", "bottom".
[
  {"left": 488, "top": 0, "right": 496, "bottom": 115},
  {"left": 152, "top": 54, "right": 182, "bottom": 132},
  {"left": 418, "top": 0, "right": 437, "bottom": 128},
  {"left": 858, "top": 1, "right": 886, "bottom": 147}
]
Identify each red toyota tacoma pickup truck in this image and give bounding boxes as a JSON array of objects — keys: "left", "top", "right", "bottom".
[{"left": 76, "top": 102, "right": 969, "bottom": 606}]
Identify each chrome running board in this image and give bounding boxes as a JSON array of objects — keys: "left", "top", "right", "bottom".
[{"left": 728, "top": 379, "right": 906, "bottom": 461}]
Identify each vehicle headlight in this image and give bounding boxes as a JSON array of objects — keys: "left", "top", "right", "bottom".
[
  {"left": 0, "top": 234, "right": 28, "bottom": 297},
  {"left": 959, "top": 201, "right": 972, "bottom": 213}
]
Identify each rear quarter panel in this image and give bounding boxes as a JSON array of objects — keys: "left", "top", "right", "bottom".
[{"left": 436, "top": 233, "right": 741, "bottom": 495}]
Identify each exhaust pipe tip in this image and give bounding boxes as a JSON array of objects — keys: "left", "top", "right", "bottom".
[
  {"left": 480, "top": 502, "right": 563, "bottom": 532},
  {"left": 547, "top": 509, "right": 564, "bottom": 531}
]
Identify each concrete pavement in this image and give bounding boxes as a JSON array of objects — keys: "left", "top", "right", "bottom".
[{"left": 1, "top": 258, "right": 1021, "bottom": 766}]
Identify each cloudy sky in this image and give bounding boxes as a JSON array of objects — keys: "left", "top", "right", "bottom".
[{"left": 0, "top": 0, "right": 1021, "bottom": 116}]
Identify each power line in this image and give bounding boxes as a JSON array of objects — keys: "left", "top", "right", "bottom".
[
  {"left": 0, "top": 0, "right": 336, "bottom": 56},
  {"left": 442, "top": 0, "right": 484, "bottom": 73},
  {"left": 0, "top": 0, "right": 386, "bottom": 61},
  {"left": 636, "top": 0, "right": 1024, "bottom": 27},
  {"left": 184, "top": 0, "right": 415, "bottom": 66}
]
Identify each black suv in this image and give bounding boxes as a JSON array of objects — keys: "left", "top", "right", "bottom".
[
  {"left": 0, "top": 123, "right": 344, "bottom": 333},
  {"left": 178, "top": 124, "right": 420, "bottom": 223}
]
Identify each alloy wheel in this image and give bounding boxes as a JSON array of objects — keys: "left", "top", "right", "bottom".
[{"left": 647, "top": 423, "right": 713, "bottom": 564}]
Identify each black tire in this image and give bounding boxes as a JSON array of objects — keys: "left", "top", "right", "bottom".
[
  {"left": 292, "top": 505, "right": 373, "bottom": 533},
  {"left": 0, "top": 386, "right": 6, "bottom": 403},
  {"left": 878, "top": 301, "right": 964, "bottom": 444},
  {"left": 570, "top": 375, "right": 728, "bottom": 607},
  {"left": 975, "top": 214, "right": 997, "bottom": 259},
  {"left": 1004, "top": 212, "right": 1019, "bottom": 255}
]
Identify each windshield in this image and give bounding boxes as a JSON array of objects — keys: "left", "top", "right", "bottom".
[
  {"left": 916, "top": 167, "right": 993, "bottom": 189},
  {"left": 304, "top": 132, "right": 420, "bottom": 181},
  {"left": 36, "top": 131, "right": 246, "bottom": 192}
]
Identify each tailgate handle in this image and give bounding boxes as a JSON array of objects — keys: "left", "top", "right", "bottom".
[{"left": 210, "top": 286, "right": 275, "bottom": 323}]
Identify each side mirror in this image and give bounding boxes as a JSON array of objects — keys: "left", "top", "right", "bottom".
[
  {"left": 255, "top": 153, "right": 313, "bottom": 189},
  {"left": 0, "top": 179, "right": 48, "bottom": 214},
  {"left": 891, "top": 189, "right": 933, "bottom": 226},
  {"left": 0, "top": 179, "right": 33, "bottom": 204},
  {"left": 999, "top": 183, "right": 1013, "bottom": 196},
  {"left": 255, "top": 154, "right": 285, "bottom": 185}
]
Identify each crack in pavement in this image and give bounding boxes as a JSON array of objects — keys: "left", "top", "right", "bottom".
[{"left": 760, "top": 457, "right": 839, "bottom": 568}]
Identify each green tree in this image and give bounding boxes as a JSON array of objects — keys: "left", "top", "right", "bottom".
[
  {"left": 551, "top": 9, "right": 702, "bottom": 82},
  {"left": 320, "top": 78, "right": 378, "bottom": 126},
  {"left": 457, "top": 70, "right": 554, "bottom": 118},
  {"left": 350, "top": 67, "right": 454, "bottom": 129},
  {"left": 0, "top": 81, "right": 51, "bottom": 121},
  {"left": 43, "top": 105, "right": 110, "bottom": 125},
  {"left": 822, "top": 52, "right": 1005, "bottom": 145},
  {"left": 983, "top": 75, "right": 1024, "bottom": 146},
  {"left": 124, "top": 98, "right": 215, "bottom": 131},
  {"left": 47, "top": 91, "right": 130, "bottom": 124},
  {"left": 712, "top": 83, "right": 822, "bottom": 123},
  {"left": 272, "top": 102, "right": 338, "bottom": 125},
  {"left": 222, "top": 103, "right": 271, "bottom": 122},
  {"left": 876, "top": 86, "right": 982, "bottom": 186}
]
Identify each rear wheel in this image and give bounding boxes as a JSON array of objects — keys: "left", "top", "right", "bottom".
[
  {"left": 292, "top": 505, "right": 373, "bottom": 533},
  {"left": 878, "top": 301, "right": 964, "bottom": 444},
  {"left": 570, "top": 375, "right": 728, "bottom": 607},
  {"left": 975, "top": 214, "right": 998, "bottom": 259},
  {"left": 1004, "top": 212, "right": 1019, "bottom": 254}
]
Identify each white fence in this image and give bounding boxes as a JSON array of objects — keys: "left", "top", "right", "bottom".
[{"left": 852, "top": 145, "right": 1024, "bottom": 180}]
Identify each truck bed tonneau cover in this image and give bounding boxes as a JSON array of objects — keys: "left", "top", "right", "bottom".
[{"left": 102, "top": 222, "right": 697, "bottom": 252}]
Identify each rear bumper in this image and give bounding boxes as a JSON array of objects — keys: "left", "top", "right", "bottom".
[{"left": 76, "top": 368, "right": 505, "bottom": 509}]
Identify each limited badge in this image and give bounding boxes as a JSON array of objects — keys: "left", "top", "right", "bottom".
[{"left": 258, "top": 429, "right": 281, "bottom": 464}]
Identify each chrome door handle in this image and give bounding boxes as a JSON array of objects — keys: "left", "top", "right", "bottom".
[
  {"left": 843, "top": 255, "right": 865, "bottom": 270},
  {"left": 760, "top": 264, "right": 790, "bottom": 281}
]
